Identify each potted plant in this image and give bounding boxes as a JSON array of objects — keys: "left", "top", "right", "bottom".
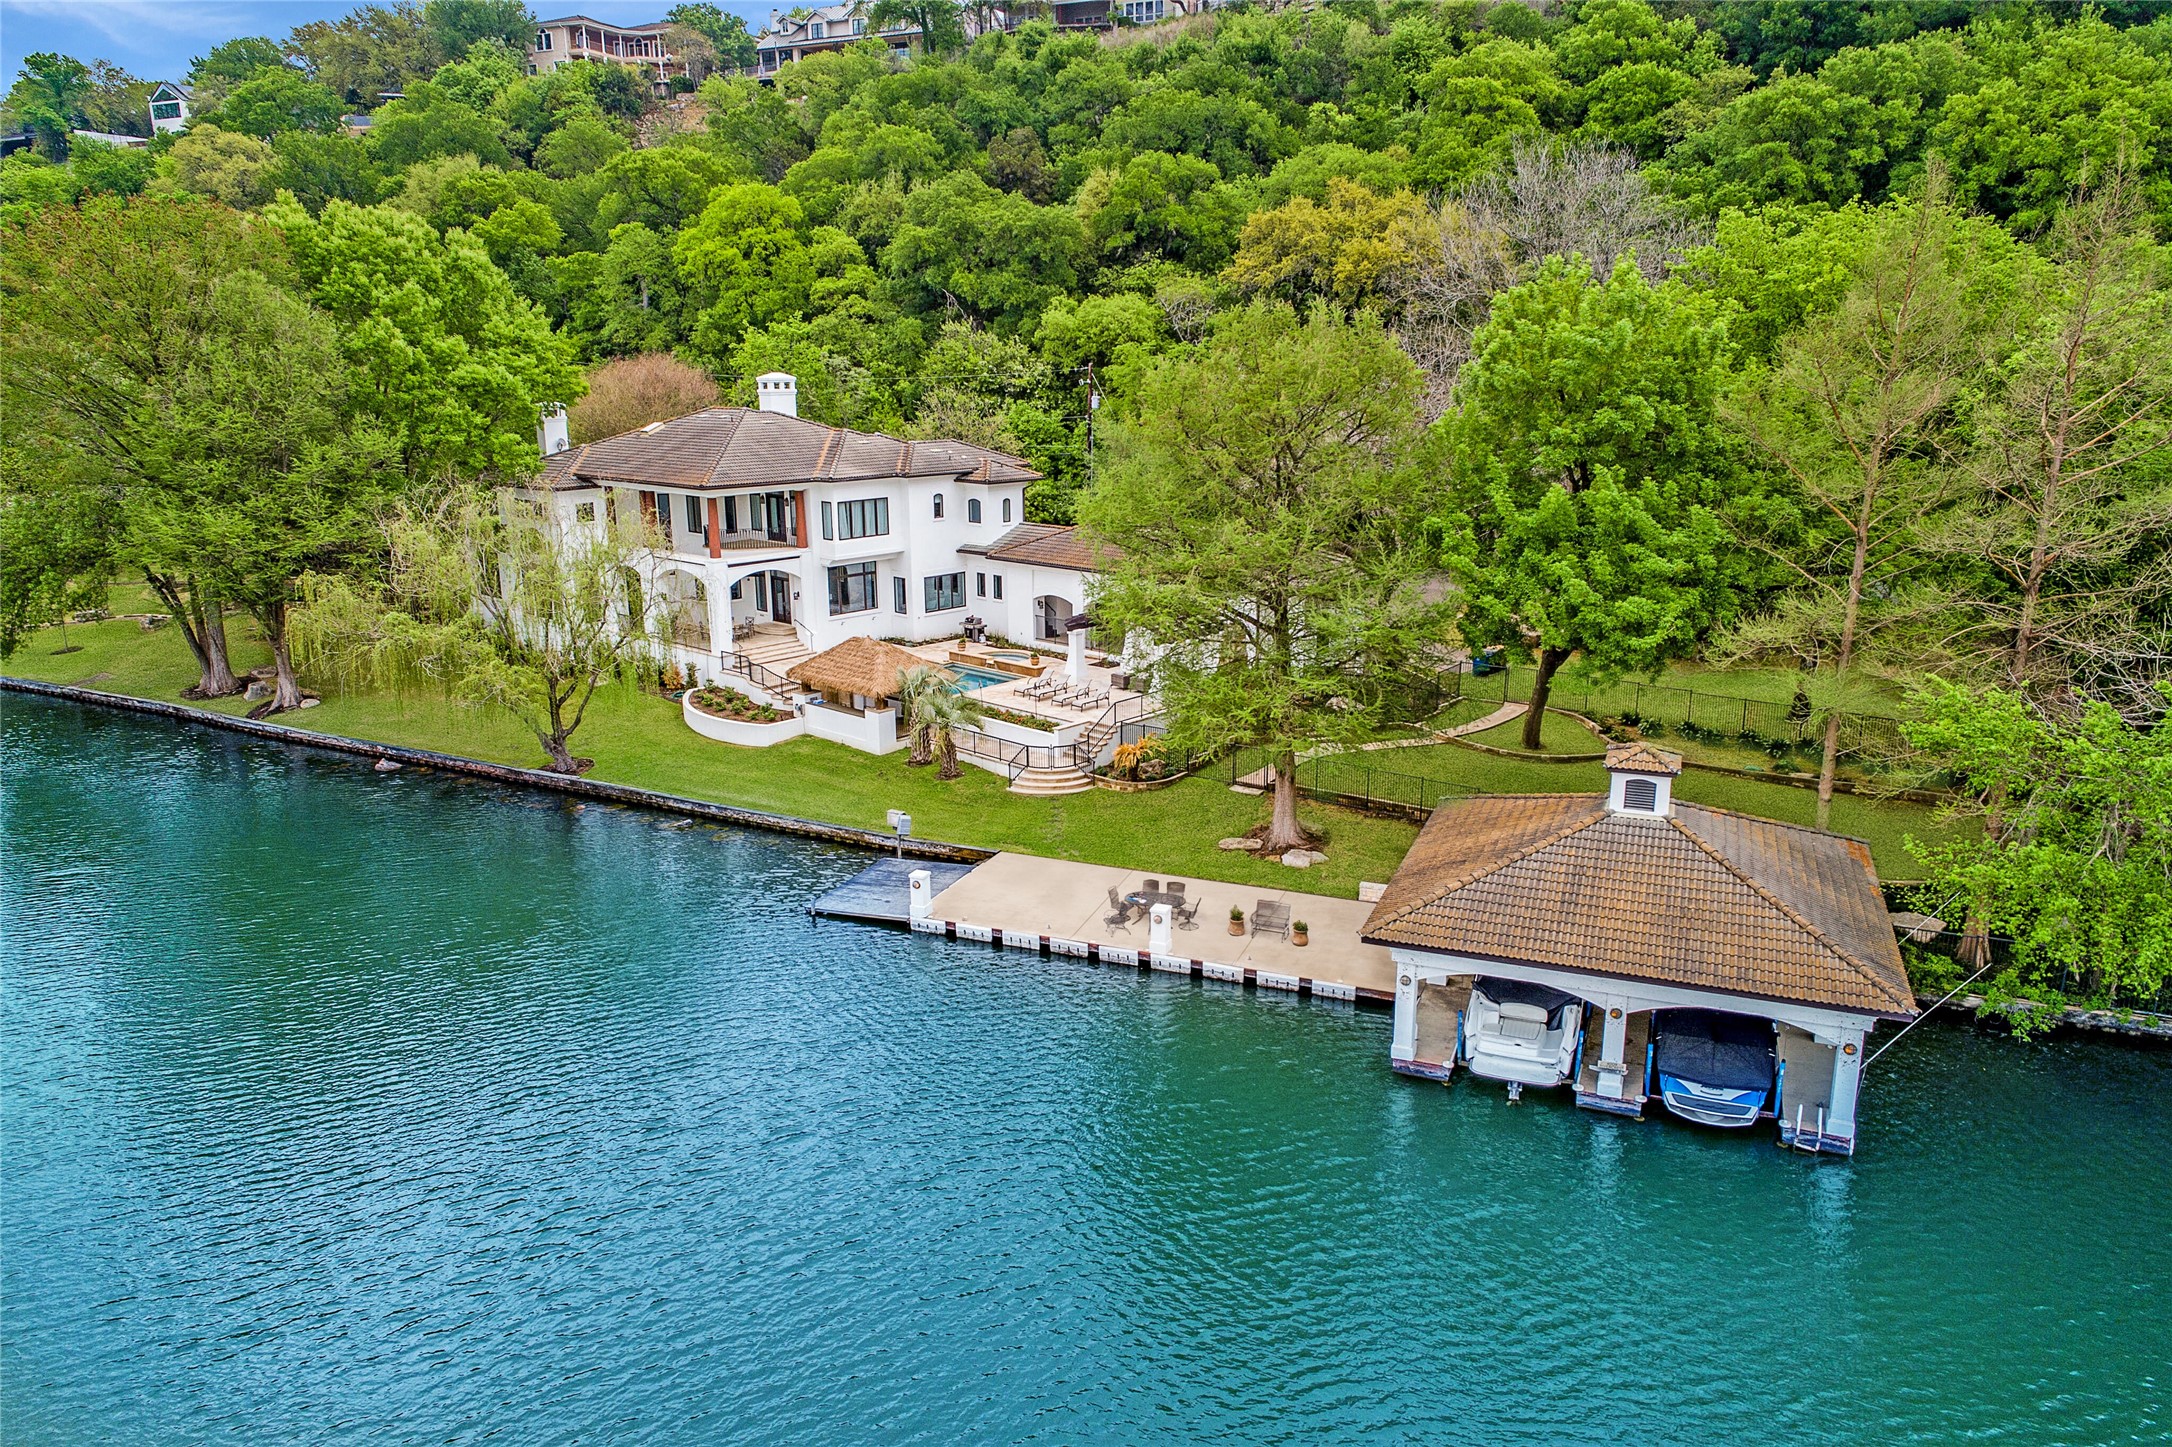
[
  {"left": 1228, "top": 906, "right": 1245, "bottom": 937},
  {"left": 1292, "top": 920, "right": 1309, "bottom": 947}
]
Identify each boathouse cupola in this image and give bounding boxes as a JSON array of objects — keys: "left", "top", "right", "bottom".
[
  {"left": 756, "top": 371, "right": 799, "bottom": 417},
  {"left": 1603, "top": 741, "right": 1683, "bottom": 817}
]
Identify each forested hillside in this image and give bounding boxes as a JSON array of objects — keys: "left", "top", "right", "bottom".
[{"left": 6, "top": 0, "right": 2168, "bottom": 520}]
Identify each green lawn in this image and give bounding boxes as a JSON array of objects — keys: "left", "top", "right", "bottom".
[
  {"left": 1461, "top": 707, "right": 1606, "bottom": 755},
  {"left": 6, "top": 617, "right": 1961, "bottom": 890},
  {"left": 3, "top": 617, "right": 1419, "bottom": 898}
]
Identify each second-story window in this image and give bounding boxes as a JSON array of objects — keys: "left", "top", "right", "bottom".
[
  {"left": 534, "top": 29, "right": 551, "bottom": 49},
  {"left": 811, "top": 21, "right": 826, "bottom": 37},
  {"left": 684, "top": 495, "right": 703, "bottom": 539},
  {"left": 836, "top": 498, "right": 889, "bottom": 539},
  {"left": 967, "top": 498, "right": 982, "bottom": 523},
  {"left": 1002, "top": 497, "right": 1013, "bottom": 523},
  {"left": 932, "top": 493, "right": 944, "bottom": 519}
]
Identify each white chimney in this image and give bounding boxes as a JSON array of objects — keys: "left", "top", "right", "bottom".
[
  {"left": 755, "top": 372, "right": 798, "bottom": 418},
  {"left": 1603, "top": 741, "right": 1682, "bottom": 816},
  {"left": 537, "top": 404, "right": 570, "bottom": 454}
]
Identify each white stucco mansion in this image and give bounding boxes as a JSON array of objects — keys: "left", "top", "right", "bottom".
[{"left": 512, "top": 375, "right": 1102, "bottom": 684}]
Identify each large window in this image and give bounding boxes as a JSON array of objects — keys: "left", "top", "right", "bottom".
[
  {"left": 684, "top": 495, "right": 703, "bottom": 535},
  {"left": 835, "top": 497, "right": 889, "bottom": 539},
  {"left": 923, "top": 572, "right": 965, "bottom": 612},
  {"left": 829, "top": 561, "right": 878, "bottom": 615}
]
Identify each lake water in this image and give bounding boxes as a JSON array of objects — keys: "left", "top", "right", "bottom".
[{"left": 3, "top": 695, "right": 2165, "bottom": 1445}]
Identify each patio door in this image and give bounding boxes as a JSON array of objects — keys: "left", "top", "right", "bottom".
[{"left": 767, "top": 570, "right": 792, "bottom": 624}]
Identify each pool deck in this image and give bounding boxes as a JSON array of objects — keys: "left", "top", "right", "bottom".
[{"left": 907, "top": 852, "right": 1398, "bottom": 1003}]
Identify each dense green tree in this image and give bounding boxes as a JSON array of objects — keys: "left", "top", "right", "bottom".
[
  {"left": 534, "top": 113, "right": 626, "bottom": 178},
  {"left": 368, "top": 80, "right": 512, "bottom": 168},
  {"left": 269, "top": 130, "right": 390, "bottom": 212},
  {"left": 63, "top": 137, "right": 158, "bottom": 199},
  {"left": 1933, "top": 14, "right": 2172, "bottom": 235},
  {"left": 1926, "top": 177, "right": 2172, "bottom": 709},
  {"left": 1076, "top": 150, "right": 1236, "bottom": 268},
  {"left": 1718, "top": 190, "right": 2001, "bottom": 827},
  {"left": 187, "top": 36, "right": 293, "bottom": 106},
  {"left": 881, "top": 172, "right": 1084, "bottom": 332},
  {"left": 288, "top": 3, "right": 436, "bottom": 107},
  {"left": 4, "top": 53, "right": 92, "bottom": 159},
  {"left": 0, "top": 198, "right": 291, "bottom": 695},
  {"left": 675, "top": 182, "right": 815, "bottom": 354},
  {"left": 266, "top": 198, "right": 582, "bottom": 479},
  {"left": 1082, "top": 302, "right": 1448, "bottom": 854},
  {"left": 669, "top": 2, "right": 760, "bottom": 69},
  {"left": 170, "top": 125, "right": 281, "bottom": 208},
  {"left": 1904, "top": 679, "right": 2172, "bottom": 1010},
  {"left": 204, "top": 68, "right": 347, "bottom": 137},
  {"left": 1441, "top": 256, "right": 1738, "bottom": 750},
  {"left": 421, "top": 0, "right": 536, "bottom": 66}
]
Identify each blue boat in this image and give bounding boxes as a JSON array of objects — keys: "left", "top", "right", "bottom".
[{"left": 1651, "top": 1010, "right": 1777, "bottom": 1128}]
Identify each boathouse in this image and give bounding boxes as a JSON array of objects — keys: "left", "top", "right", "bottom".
[{"left": 1362, "top": 743, "right": 1915, "bottom": 1154}]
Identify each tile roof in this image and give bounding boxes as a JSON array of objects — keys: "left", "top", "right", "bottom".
[
  {"left": 1604, "top": 741, "right": 1683, "bottom": 775},
  {"left": 979, "top": 523, "right": 1110, "bottom": 572},
  {"left": 1362, "top": 795, "right": 1915, "bottom": 1018},
  {"left": 538, "top": 407, "right": 1039, "bottom": 491}
]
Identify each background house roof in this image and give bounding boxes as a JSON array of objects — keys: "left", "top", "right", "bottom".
[
  {"left": 540, "top": 407, "right": 1039, "bottom": 491},
  {"left": 1362, "top": 794, "right": 1915, "bottom": 1018}
]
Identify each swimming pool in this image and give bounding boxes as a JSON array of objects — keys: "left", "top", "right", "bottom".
[{"left": 948, "top": 664, "right": 1012, "bottom": 691}]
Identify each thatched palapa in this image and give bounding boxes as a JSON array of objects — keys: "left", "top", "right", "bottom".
[{"left": 786, "top": 636, "right": 931, "bottom": 704}]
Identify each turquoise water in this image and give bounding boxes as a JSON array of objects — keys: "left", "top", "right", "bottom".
[
  {"left": 3, "top": 695, "right": 2166, "bottom": 1445},
  {"left": 948, "top": 663, "right": 1014, "bottom": 691}
]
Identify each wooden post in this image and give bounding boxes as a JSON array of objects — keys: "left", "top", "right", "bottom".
[
  {"left": 706, "top": 496, "right": 723, "bottom": 559},
  {"left": 792, "top": 489, "right": 809, "bottom": 547}
]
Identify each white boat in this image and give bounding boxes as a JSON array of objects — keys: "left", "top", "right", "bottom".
[
  {"left": 1461, "top": 978, "right": 1583, "bottom": 1092},
  {"left": 1652, "top": 1009, "right": 1777, "bottom": 1128}
]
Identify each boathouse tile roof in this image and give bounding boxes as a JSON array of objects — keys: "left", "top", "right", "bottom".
[
  {"left": 1603, "top": 741, "right": 1683, "bottom": 775},
  {"left": 1361, "top": 795, "right": 1915, "bottom": 1018},
  {"left": 539, "top": 408, "right": 1040, "bottom": 491}
]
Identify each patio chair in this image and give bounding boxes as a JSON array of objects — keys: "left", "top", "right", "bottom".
[
  {"left": 1252, "top": 900, "right": 1291, "bottom": 940},
  {"left": 1103, "top": 885, "right": 1135, "bottom": 934},
  {"left": 1172, "top": 898, "right": 1201, "bottom": 931},
  {"left": 1142, "top": 878, "right": 1160, "bottom": 895},
  {"left": 1167, "top": 882, "right": 1186, "bottom": 900}
]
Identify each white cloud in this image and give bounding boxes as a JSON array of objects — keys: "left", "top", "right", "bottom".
[{"left": 4, "top": 1, "right": 254, "bottom": 48}]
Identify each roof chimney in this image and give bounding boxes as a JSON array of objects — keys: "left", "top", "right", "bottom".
[
  {"left": 537, "top": 403, "right": 569, "bottom": 455},
  {"left": 755, "top": 372, "right": 798, "bottom": 418},
  {"left": 1603, "top": 741, "right": 1683, "bottom": 816}
]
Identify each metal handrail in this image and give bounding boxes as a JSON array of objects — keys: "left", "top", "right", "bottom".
[{"left": 728, "top": 650, "right": 797, "bottom": 698}]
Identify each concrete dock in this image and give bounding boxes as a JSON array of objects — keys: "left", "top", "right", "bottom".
[{"left": 914, "top": 852, "right": 1398, "bottom": 1002}]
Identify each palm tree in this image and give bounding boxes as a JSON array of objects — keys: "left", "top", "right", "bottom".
[
  {"left": 898, "top": 665, "right": 950, "bottom": 766},
  {"left": 917, "top": 680, "right": 986, "bottom": 780}
]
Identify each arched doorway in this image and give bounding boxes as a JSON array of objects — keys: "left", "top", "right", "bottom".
[
  {"left": 1033, "top": 593, "right": 1074, "bottom": 644},
  {"left": 656, "top": 569, "right": 710, "bottom": 649}
]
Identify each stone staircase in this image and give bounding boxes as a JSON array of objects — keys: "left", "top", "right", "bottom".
[
  {"left": 737, "top": 625, "right": 811, "bottom": 674},
  {"left": 1008, "top": 762, "right": 1094, "bottom": 796}
]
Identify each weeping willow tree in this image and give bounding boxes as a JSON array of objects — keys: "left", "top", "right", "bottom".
[{"left": 294, "top": 493, "right": 672, "bottom": 773}]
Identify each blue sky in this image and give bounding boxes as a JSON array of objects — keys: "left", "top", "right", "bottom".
[{"left": 1, "top": 1, "right": 773, "bottom": 87}]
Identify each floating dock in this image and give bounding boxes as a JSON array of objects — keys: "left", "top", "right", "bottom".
[{"left": 811, "top": 858, "right": 977, "bottom": 924}]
